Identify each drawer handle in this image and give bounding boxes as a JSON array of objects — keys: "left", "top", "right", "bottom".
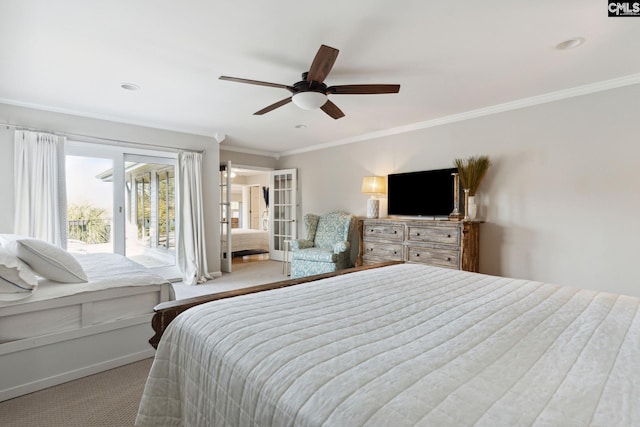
[
  {"left": 447, "top": 234, "right": 451, "bottom": 238},
  {"left": 447, "top": 257, "right": 451, "bottom": 261},
  {"left": 393, "top": 251, "right": 397, "bottom": 255},
  {"left": 416, "top": 253, "right": 420, "bottom": 257},
  {"left": 394, "top": 230, "right": 397, "bottom": 234},
  {"left": 416, "top": 232, "right": 420, "bottom": 236}
]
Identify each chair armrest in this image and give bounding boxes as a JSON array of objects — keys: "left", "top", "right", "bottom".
[
  {"left": 291, "top": 239, "right": 315, "bottom": 250},
  {"left": 333, "top": 240, "right": 350, "bottom": 254}
]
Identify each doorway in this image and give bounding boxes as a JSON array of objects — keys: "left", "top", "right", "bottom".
[{"left": 219, "top": 164, "right": 297, "bottom": 274}]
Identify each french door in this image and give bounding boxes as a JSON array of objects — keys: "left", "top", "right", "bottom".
[
  {"left": 65, "top": 142, "right": 178, "bottom": 275},
  {"left": 218, "top": 165, "right": 297, "bottom": 267},
  {"left": 269, "top": 169, "right": 297, "bottom": 262},
  {"left": 219, "top": 161, "right": 232, "bottom": 273}
]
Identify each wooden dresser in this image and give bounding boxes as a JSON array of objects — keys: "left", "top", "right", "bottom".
[{"left": 357, "top": 218, "right": 480, "bottom": 272}]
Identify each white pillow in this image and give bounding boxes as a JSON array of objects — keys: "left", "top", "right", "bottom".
[
  {"left": 0, "top": 248, "right": 38, "bottom": 301},
  {"left": 4, "top": 238, "right": 88, "bottom": 283}
]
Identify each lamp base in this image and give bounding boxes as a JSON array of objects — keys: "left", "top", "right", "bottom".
[{"left": 366, "top": 198, "right": 380, "bottom": 219}]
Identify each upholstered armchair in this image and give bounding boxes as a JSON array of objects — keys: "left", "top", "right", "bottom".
[{"left": 290, "top": 211, "right": 356, "bottom": 279}]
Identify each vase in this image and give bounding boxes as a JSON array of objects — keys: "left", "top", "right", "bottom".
[
  {"left": 463, "top": 189, "right": 470, "bottom": 221},
  {"left": 468, "top": 195, "right": 477, "bottom": 221}
]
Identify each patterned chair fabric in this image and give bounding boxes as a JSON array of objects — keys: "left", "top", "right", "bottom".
[{"left": 290, "top": 211, "right": 355, "bottom": 279}]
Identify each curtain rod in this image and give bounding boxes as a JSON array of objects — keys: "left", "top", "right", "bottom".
[{"left": 1, "top": 122, "right": 206, "bottom": 154}]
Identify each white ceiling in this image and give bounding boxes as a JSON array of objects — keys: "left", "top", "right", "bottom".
[{"left": 1, "top": 1, "right": 639, "bottom": 157}]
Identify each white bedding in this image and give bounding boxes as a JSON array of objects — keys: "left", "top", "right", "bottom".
[
  {"left": 137, "top": 264, "right": 640, "bottom": 426},
  {"left": 222, "top": 228, "right": 269, "bottom": 253},
  {"left": 0, "top": 253, "right": 173, "bottom": 343},
  {"left": 0, "top": 253, "right": 171, "bottom": 308}
]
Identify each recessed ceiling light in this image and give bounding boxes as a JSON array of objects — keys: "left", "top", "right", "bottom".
[
  {"left": 120, "top": 83, "right": 141, "bottom": 91},
  {"left": 555, "top": 37, "right": 586, "bottom": 50},
  {"left": 294, "top": 124, "right": 307, "bottom": 129}
]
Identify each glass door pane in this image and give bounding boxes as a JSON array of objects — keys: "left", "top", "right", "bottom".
[
  {"left": 123, "top": 156, "right": 176, "bottom": 269},
  {"left": 220, "top": 161, "right": 232, "bottom": 273},
  {"left": 269, "top": 169, "right": 297, "bottom": 262},
  {"left": 65, "top": 156, "right": 114, "bottom": 254}
]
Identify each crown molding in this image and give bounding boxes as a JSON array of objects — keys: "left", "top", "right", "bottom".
[
  {"left": 278, "top": 73, "right": 640, "bottom": 157},
  {"left": 0, "top": 97, "right": 219, "bottom": 139},
  {"left": 220, "top": 144, "right": 280, "bottom": 159},
  {"left": 4, "top": 72, "right": 639, "bottom": 159}
]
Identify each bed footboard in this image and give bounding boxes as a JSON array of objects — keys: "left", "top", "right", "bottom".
[{"left": 149, "top": 261, "right": 401, "bottom": 349}]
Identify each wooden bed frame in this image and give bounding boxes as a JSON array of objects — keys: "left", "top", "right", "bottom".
[{"left": 149, "top": 261, "right": 401, "bottom": 349}]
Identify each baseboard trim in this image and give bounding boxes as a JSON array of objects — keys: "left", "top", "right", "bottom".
[{"left": 0, "top": 349, "right": 154, "bottom": 402}]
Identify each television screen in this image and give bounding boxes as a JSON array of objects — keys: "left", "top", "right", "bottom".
[{"left": 387, "top": 168, "right": 458, "bottom": 217}]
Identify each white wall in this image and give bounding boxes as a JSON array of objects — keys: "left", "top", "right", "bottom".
[
  {"left": 278, "top": 85, "right": 640, "bottom": 297},
  {"left": 0, "top": 103, "right": 221, "bottom": 274},
  {"left": 220, "top": 149, "right": 278, "bottom": 170}
]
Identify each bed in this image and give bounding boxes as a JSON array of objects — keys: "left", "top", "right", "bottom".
[
  {"left": 222, "top": 227, "right": 270, "bottom": 255},
  {"left": 137, "top": 262, "right": 640, "bottom": 426},
  {"left": 0, "top": 250, "right": 173, "bottom": 402}
]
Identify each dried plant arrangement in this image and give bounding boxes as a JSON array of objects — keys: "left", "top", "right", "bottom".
[{"left": 454, "top": 155, "right": 491, "bottom": 196}]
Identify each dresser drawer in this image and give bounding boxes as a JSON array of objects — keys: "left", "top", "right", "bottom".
[
  {"left": 407, "top": 246, "right": 459, "bottom": 269},
  {"left": 407, "top": 226, "right": 460, "bottom": 245},
  {"left": 363, "top": 223, "right": 403, "bottom": 241},
  {"left": 362, "top": 257, "right": 394, "bottom": 266},
  {"left": 362, "top": 242, "right": 403, "bottom": 261},
  {"left": 359, "top": 218, "right": 479, "bottom": 272}
]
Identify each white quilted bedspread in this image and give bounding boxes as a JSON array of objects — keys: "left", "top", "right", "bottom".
[{"left": 136, "top": 264, "right": 640, "bottom": 426}]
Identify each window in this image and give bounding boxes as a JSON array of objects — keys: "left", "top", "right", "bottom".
[{"left": 65, "top": 142, "right": 178, "bottom": 273}]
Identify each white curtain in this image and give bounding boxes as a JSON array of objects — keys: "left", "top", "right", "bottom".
[
  {"left": 14, "top": 130, "right": 67, "bottom": 248},
  {"left": 177, "top": 152, "right": 210, "bottom": 285}
]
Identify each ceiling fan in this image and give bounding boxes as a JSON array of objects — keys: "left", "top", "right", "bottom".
[{"left": 219, "top": 44, "right": 400, "bottom": 119}]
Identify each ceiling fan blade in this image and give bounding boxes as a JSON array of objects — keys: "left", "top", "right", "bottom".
[
  {"left": 327, "top": 84, "right": 401, "bottom": 95},
  {"left": 219, "top": 76, "right": 294, "bottom": 92},
  {"left": 320, "top": 100, "right": 345, "bottom": 120},
  {"left": 254, "top": 97, "right": 292, "bottom": 115},
  {"left": 306, "top": 45, "right": 339, "bottom": 84}
]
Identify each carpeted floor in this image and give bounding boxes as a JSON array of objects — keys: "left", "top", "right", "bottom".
[
  {"left": 172, "top": 256, "right": 287, "bottom": 299},
  {"left": 0, "top": 358, "right": 153, "bottom": 427}
]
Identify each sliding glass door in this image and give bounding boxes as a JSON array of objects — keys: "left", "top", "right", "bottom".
[
  {"left": 123, "top": 154, "right": 176, "bottom": 268},
  {"left": 65, "top": 142, "right": 177, "bottom": 273},
  {"left": 65, "top": 155, "right": 115, "bottom": 254}
]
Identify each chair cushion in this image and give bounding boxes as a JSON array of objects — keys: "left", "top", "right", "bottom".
[
  {"left": 290, "top": 239, "right": 314, "bottom": 250},
  {"left": 314, "top": 212, "right": 353, "bottom": 249},
  {"left": 291, "top": 248, "right": 337, "bottom": 263}
]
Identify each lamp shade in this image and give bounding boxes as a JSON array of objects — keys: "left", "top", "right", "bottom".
[
  {"left": 292, "top": 91, "right": 328, "bottom": 110},
  {"left": 361, "top": 176, "right": 386, "bottom": 195}
]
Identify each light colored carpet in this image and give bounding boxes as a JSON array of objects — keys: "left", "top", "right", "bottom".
[
  {"left": 173, "top": 258, "right": 287, "bottom": 299},
  {"left": 0, "top": 258, "right": 283, "bottom": 426},
  {"left": 0, "top": 358, "right": 153, "bottom": 427}
]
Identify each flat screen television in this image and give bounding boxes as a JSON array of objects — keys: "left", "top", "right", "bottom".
[{"left": 387, "top": 168, "right": 458, "bottom": 217}]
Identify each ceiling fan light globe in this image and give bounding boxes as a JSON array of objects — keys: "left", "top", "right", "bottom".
[{"left": 292, "top": 91, "right": 328, "bottom": 110}]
